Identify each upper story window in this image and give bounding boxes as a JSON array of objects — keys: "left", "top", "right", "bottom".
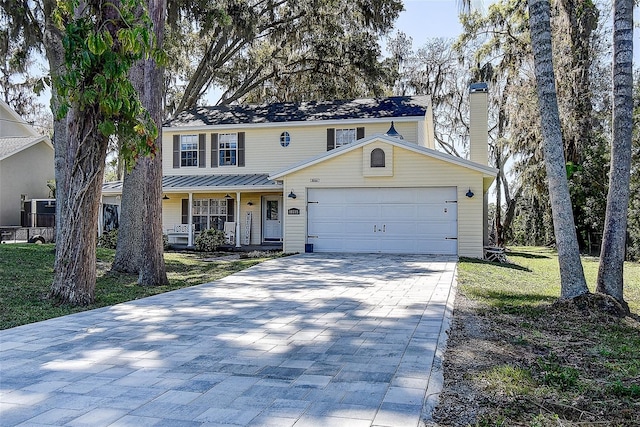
[
  {"left": 219, "top": 133, "right": 238, "bottom": 166},
  {"left": 180, "top": 135, "right": 198, "bottom": 167},
  {"left": 327, "top": 127, "right": 364, "bottom": 151},
  {"left": 280, "top": 131, "right": 290, "bottom": 147},
  {"left": 335, "top": 128, "right": 356, "bottom": 148}
]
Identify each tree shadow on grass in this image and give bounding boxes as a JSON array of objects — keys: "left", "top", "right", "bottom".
[
  {"left": 467, "top": 289, "right": 555, "bottom": 319},
  {"left": 460, "top": 257, "right": 532, "bottom": 272},
  {"left": 506, "top": 250, "right": 552, "bottom": 260}
]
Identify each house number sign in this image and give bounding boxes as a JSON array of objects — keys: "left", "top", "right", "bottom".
[{"left": 288, "top": 208, "right": 300, "bottom": 215}]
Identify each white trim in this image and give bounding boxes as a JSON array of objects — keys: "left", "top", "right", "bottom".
[
  {"left": 269, "top": 134, "right": 498, "bottom": 180},
  {"left": 162, "top": 116, "right": 425, "bottom": 133}
]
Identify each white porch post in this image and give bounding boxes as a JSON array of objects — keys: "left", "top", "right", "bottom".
[
  {"left": 235, "top": 191, "right": 241, "bottom": 248},
  {"left": 187, "top": 192, "right": 194, "bottom": 247},
  {"left": 98, "top": 196, "right": 103, "bottom": 236}
]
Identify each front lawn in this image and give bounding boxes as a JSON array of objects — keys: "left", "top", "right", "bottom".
[{"left": 0, "top": 244, "right": 278, "bottom": 330}]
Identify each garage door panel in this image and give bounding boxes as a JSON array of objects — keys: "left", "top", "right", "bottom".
[
  {"left": 307, "top": 188, "right": 457, "bottom": 255},
  {"left": 344, "top": 205, "right": 379, "bottom": 219}
]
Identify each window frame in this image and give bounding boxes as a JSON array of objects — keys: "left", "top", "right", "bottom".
[
  {"left": 180, "top": 134, "right": 199, "bottom": 167},
  {"left": 218, "top": 133, "right": 238, "bottom": 166},
  {"left": 192, "top": 198, "right": 232, "bottom": 231},
  {"left": 335, "top": 128, "right": 356, "bottom": 148},
  {"left": 280, "top": 131, "right": 291, "bottom": 147}
]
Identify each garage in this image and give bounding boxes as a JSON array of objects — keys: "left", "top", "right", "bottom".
[{"left": 307, "top": 187, "right": 458, "bottom": 254}]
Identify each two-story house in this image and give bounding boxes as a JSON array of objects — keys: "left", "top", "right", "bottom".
[{"left": 102, "top": 84, "right": 497, "bottom": 257}]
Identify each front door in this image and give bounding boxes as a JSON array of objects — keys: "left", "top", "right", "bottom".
[{"left": 263, "top": 196, "right": 283, "bottom": 241}]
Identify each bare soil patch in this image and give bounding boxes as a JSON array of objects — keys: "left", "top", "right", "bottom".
[{"left": 432, "top": 291, "right": 640, "bottom": 426}]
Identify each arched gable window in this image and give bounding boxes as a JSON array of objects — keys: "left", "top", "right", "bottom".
[{"left": 371, "top": 148, "right": 385, "bottom": 168}]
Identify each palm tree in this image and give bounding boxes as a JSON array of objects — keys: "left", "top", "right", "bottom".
[
  {"left": 596, "top": 0, "right": 633, "bottom": 309},
  {"left": 525, "top": 0, "right": 589, "bottom": 298}
]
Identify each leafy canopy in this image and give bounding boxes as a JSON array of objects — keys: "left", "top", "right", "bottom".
[{"left": 54, "top": 0, "right": 164, "bottom": 164}]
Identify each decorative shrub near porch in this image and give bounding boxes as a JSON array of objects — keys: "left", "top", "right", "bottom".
[{"left": 195, "top": 228, "right": 225, "bottom": 252}]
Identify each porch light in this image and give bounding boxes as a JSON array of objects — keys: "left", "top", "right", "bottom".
[
  {"left": 247, "top": 201, "right": 254, "bottom": 206},
  {"left": 466, "top": 188, "right": 474, "bottom": 198},
  {"left": 162, "top": 194, "right": 170, "bottom": 200},
  {"left": 288, "top": 190, "right": 297, "bottom": 199},
  {"left": 224, "top": 193, "right": 233, "bottom": 199}
]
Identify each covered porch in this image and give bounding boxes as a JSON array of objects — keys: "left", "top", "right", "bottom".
[{"left": 101, "top": 174, "right": 284, "bottom": 249}]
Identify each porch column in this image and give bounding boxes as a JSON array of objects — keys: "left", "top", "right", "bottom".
[
  {"left": 235, "top": 191, "right": 241, "bottom": 247},
  {"left": 98, "top": 196, "right": 104, "bottom": 236},
  {"left": 187, "top": 192, "right": 194, "bottom": 247}
]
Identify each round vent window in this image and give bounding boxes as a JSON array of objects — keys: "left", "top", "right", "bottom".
[{"left": 280, "top": 131, "right": 291, "bottom": 147}]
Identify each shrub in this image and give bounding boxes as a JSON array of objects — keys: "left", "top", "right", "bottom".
[
  {"left": 98, "top": 229, "right": 118, "bottom": 249},
  {"left": 195, "top": 228, "right": 225, "bottom": 252}
]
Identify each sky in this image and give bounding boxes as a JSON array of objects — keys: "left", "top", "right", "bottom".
[
  {"left": 392, "top": 0, "right": 464, "bottom": 42},
  {"left": 395, "top": 0, "right": 640, "bottom": 62}
]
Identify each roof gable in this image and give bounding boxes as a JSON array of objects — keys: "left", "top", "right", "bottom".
[
  {"left": 268, "top": 135, "right": 498, "bottom": 179},
  {"left": 0, "top": 100, "right": 39, "bottom": 138},
  {"left": 165, "top": 96, "right": 431, "bottom": 128}
]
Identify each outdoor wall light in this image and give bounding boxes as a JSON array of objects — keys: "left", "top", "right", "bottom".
[
  {"left": 466, "top": 188, "right": 474, "bottom": 198},
  {"left": 224, "top": 193, "right": 233, "bottom": 199},
  {"left": 288, "top": 190, "right": 297, "bottom": 199},
  {"left": 162, "top": 194, "right": 170, "bottom": 200},
  {"left": 247, "top": 201, "right": 254, "bottom": 206}
]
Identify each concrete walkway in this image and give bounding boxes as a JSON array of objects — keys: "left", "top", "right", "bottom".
[{"left": 0, "top": 254, "right": 457, "bottom": 427}]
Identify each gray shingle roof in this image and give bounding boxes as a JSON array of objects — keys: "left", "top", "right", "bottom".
[
  {"left": 165, "top": 96, "right": 430, "bottom": 128},
  {"left": 102, "top": 174, "right": 280, "bottom": 193},
  {"left": 0, "top": 136, "right": 45, "bottom": 160}
]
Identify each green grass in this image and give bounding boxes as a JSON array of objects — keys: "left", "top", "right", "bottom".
[
  {"left": 459, "top": 246, "right": 640, "bottom": 313},
  {"left": 0, "top": 244, "right": 278, "bottom": 330},
  {"left": 455, "top": 246, "right": 640, "bottom": 425}
]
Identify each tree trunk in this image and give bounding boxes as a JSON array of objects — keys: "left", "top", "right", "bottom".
[
  {"left": 50, "top": 104, "right": 109, "bottom": 304},
  {"left": 112, "top": 160, "right": 143, "bottom": 273},
  {"left": 42, "top": 0, "right": 100, "bottom": 305},
  {"left": 528, "top": 0, "right": 588, "bottom": 299},
  {"left": 596, "top": 0, "right": 633, "bottom": 307},
  {"left": 112, "top": 0, "right": 168, "bottom": 286}
]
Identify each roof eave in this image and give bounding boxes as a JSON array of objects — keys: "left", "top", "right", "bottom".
[
  {"left": 0, "top": 136, "right": 52, "bottom": 161},
  {"left": 269, "top": 134, "right": 499, "bottom": 180},
  {"left": 162, "top": 115, "right": 426, "bottom": 132}
]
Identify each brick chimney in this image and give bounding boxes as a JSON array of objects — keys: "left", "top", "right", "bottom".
[{"left": 469, "top": 82, "right": 488, "bottom": 165}]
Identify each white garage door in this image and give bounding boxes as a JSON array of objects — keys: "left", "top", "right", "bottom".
[{"left": 307, "top": 187, "right": 457, "bottom": 254}]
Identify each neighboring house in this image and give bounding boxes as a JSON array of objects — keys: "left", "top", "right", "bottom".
[
  {"left": 0, "top": 100, "right": 54, "bottom": 226},
  {"left": 102, "top": 85, "right": 497, "bottom": 257}
]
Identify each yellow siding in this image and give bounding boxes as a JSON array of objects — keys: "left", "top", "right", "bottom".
[
  {"left": 281, "top": 143, "right": 486, "bottom": 257},
  {"left": 162, "top": 121, "right": 420, "bottom": 176}
]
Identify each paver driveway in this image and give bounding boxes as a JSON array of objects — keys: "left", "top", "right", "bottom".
[{"left": 0, "top": 254, "right": 457, "bottom": 427}]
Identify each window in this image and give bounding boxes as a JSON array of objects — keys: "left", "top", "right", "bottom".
[
  {"left": 180, "top": 135, "right": 198, "bottom": 167},
  {"left": 280, "top": 131, "right": 290, "bottom": 147},
  {"left": 371, "top": 148, "right": 385, "bottom": 167},
  {"left": 335, "top": 129, "right": 356, "bottom": 147},
  {"left": 219, "top": 133, "right": 237, "bottom": 166},
  {"left": 192, "top": 198, "right": 231, "bottom": 231}
]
